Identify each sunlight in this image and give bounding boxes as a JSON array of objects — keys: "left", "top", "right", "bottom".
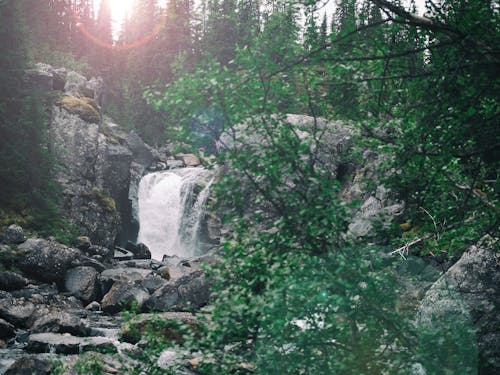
[{"left": 109, "top": 0, "right": 134, "bottom": 28}]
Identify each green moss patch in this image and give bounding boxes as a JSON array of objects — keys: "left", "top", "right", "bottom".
[{"left": 57, "top": 96, "right": 100, "bottom": 124}]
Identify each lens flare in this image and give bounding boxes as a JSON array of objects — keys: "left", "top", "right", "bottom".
[{"left": 70, "top": 3, "right": 166, "bottom": 51}]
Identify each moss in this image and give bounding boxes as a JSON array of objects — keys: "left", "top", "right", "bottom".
[
  {"left": 57, "top": 95, "right": 100, "bottom": 124},
  {"left": 90, "top": 188, "right": 116, "bottom": 213}
]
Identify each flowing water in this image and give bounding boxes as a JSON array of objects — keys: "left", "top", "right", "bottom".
[{"left": 137, "top": 167, "right": 213, "bottom": 260}]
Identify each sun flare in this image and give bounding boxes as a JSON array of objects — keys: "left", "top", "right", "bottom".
[{"left": 109, "top": 0, "right": 134, "bottom": 26}]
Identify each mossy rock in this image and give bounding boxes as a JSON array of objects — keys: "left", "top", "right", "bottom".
[
  {"left": 57, "top": 95, "right": 100, "bottom": 124},
  {"left": 90, "top": 188, "right": 116, "bottom": 213}
]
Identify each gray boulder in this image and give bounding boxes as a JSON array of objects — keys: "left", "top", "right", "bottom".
[
  {"left": 99, "top": 267, "right": 152, "bottom": 295},
  {"left": 145, "top": 284, "right": 179, "bottom": 312},
  {"left": 0, "top": 271, "right": 28, "bottom": 292},
  {"left": 64, "top": 266, "right": 99, "bottom": 303},
  {"left": 0, "top": 299, "right": 35, "bottom": 327},
  {"left": 101, "top": 281, "right": 150, "bottom": 314},
  {"left": 146, "top": 270, "right": 211, "bottom": 312},
  {"left": 17, "top": 238, "right": 80, "bottom": 283},
  {"left": 30, "top": 310, "right": 90, "bottom": 336},
  {"left": 3, "top": 225, "right": 26, "bottom": 244},
  {"left": 417, "top": 237, "right": 499, "bottom": 375},
  {"left": 4, "top": 356, "right": 54, "bottom": 375},
  {"left": 125, "top": 241, "right": 152, "bottom": 260}
]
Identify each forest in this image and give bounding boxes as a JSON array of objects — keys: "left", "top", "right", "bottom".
[{"left": 0, "top": 0, "right": 498, "bottom": 374}]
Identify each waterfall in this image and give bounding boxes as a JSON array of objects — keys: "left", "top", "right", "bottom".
[{"left": 137, "top": 167, "right": 214, "bottom": 260}]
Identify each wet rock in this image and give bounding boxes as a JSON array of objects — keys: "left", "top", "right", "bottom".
[
  {"left": 64, "top": 266, "right": 99, "bottom": 304},
  {"left": 4, "top": 356, "right": 53, "bottom": 375},
  {"left": 0, "top": 318, "right": 15, "bottom": 340},
  {"left": 30, "top": 310, "right": 90, "bottom": 336},
  {"left": 17, "top": 238, "right": 80, "bottom": 283},
  {"left": 27, "top": 333, "right": 117, "bottom": 355},
  {"left": 0, "top": 271, "right": 28, "bottom": 292},
  {"left": 101, "top": 281, "right": 150, "bottom": 314},
  {"left": 125, "top": 241, "right": 151, "bottom": 260},
  {"left": 3, "top": 225, "right": 26, "bottom": 244}
]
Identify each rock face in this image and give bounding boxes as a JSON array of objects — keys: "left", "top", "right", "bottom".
[
  {"left": 17, "top": 239, "right": 80, "bottom": 283},
  {"left": 417, "top": 237, "right": 500, "bottom": 375},
  {"left": 22, "top": 63, "right": 164, "bottom": 247}
]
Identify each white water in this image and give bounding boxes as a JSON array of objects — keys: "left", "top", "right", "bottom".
[{"left": 137, "top": 167, "right": 213, "bottom": 260}]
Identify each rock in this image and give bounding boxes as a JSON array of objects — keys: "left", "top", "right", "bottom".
[
  {"left": 101, "top": 281, "right": 150, "bottom": 314},
  {"left": 64, "top": 70, "right": 88, "bottom": 96},
  {"left": 0, "top": 318, "right": 15, "bottom": 340},
  {"left": 157, "top": 349, "right": 180, "bottom": 370},
  {"left": 146, "top": 270, "right": 211, "bottom": 312},
  {"left": 30, "top": 310, "right": 90, "bottom": 336},
  {"left": 50, "top": 105, "right": 120, "bottom": 248},
  {"left": 125, "top": 132, "right": 154, "bottom": 167},
  {"left": 140, "top": 275, "right": 167, "bottom": 293},
  {"left": 64, "top": 266, "right": 99, "bottom": 303},
  {"left": 99, "top": 267, "right": 152, "bottom": 295},
  {"left": 52, "top": 67, "right": 67, "bottom": 91},
  {"left": 27, "top": 333, "right": 117, "bottom": 355},
  {"left": 84, "top": 245, "right": 114, "bottom": 261},
  {"left": 76, "top": 236, "right": 92, "bottom": 250},
  {"left": 166, "top": 159, "right": 185, "bottom": 169},
  {"left": 348, "top": 195, "right": 404, "bottom": 239},
  {"left": 4, "top": 356, "right": 53, "bottom": 375},
  {"left": 177, "top": 271, "right": 211, "bottom": 310},
  {"left": 417, "top": 237, "right": 500, "bottom": 375},
  {"left": 3, "top": 225, "right": 26, "bottom": 244},
  {"left": 57, "top": 95, "right": 101, "bottom": 123},
  {"left": 175, "top": 153, "right": 201, "bottom": 167},
  {"left": 114, "top": 247, "right": 134, "bottom": 261},
  {"left": 85, "top": 76, "right": 103, "bottom": 100},
  {"left": 0, "top": 271, "right": 28, "bottom": 292},
  {"left": 23, "top": 65, "right": 53, "bottom": 94},
  {"left": 17, "top": 238, "right": 80, "bottom": 283},
  {"left": 85, "top": 301, "right": 101, "bottom": 311},
  {"left": 125, "top": 241, "right": 151, "bottom": 260},
  {"left": 145, "top": 284, "right": 179, "bottom": 312},
  {"left": 0, "top": 299, "right": 35, "bottom": 327}
]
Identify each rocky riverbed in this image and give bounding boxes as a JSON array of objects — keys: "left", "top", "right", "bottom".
[{"left": 0, "top": 224, "right": 214, "bottom": 374}]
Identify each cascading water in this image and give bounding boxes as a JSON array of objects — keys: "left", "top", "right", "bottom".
[{"left": 137, "top": 167, "right": 214, "bottom": 260}]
